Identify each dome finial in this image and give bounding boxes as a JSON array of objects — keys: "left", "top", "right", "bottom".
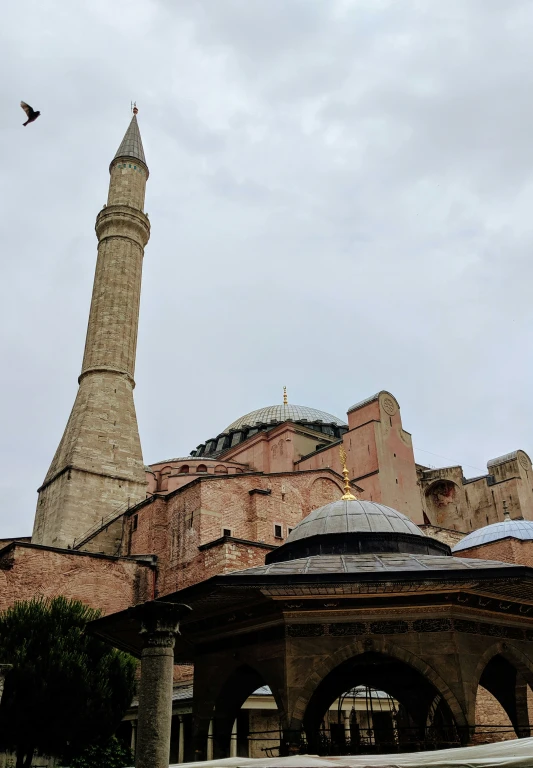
[
  {"left": 339, "top": 446, "right": 356, "bottom": 500},
  {"left": 283, "top": 386, "right": 288, "bottom": 405},
  {"left": 503, "top": 500, "right": 510, "bottom": 520}
]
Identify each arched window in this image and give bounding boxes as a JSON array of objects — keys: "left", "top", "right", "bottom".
[
  {"left": 215, "top": 465, "right": 228, "bottom": 474},
  {"left": 179, "top": 465, "right": 190, "bottom": 474},
  {"left": 196, "top": 464, "right": 207, "bottom": 473}
]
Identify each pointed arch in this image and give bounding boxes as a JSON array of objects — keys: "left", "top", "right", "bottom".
[
  {"left": 469, "top": 641, "right": 533, "bottom": 737},
  {"left": 290, "top": 636, "right": 467, "bottom": 733}
]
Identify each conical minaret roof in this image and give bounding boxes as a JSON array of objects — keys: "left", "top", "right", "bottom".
[{"left": 113, "top": 113, "right": 147, "bottom": 169}]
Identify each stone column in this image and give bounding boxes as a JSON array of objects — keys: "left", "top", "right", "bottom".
[
  {"left": 130, "top": 602, "right": 191, "bottom": 768},
  {"left": 344, "top": 710, "right": 351, "bottom": 744},
  {"left": 178, "top": 715, "right": 185, "bottom": 764},
  {"left": 230, "top": 718, "right": 238, "bottom": 757},
  {"left": 0, "top": 664, "right": 12, "bottom": 702},
  {"left": 207, "top": 719, "right": 214, "bottom": 761},
  {"left": 131, "top": 721, "right": 138, "bottom": 757}
]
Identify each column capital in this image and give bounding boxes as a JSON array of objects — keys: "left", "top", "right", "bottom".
[{"left": 129, "top": 600, "right": 192, "bottom": 649}]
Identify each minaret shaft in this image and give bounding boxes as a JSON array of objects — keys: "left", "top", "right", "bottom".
[{"left": 32, "top": 116, "right": 150, "bottom": 550}]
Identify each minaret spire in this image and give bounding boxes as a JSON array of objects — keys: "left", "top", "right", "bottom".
[
  {"left": 33, "top": 112, "right": 150, "bottom": 549},
  {"left": 112, "top": 106, "right": 147, "bottom": 173}
]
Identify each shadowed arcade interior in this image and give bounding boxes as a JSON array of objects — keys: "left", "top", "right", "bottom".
[
  {"left": 477, "top": 654, "right": 533, "bottom": 740},
  {"left": 303, "top": 652, "right": 461, "bottom": 754}
]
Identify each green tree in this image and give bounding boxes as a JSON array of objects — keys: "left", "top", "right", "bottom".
[
  {"left": 70, "top": 735, "right": 132, "bottom": 768},
  {"left": 0, "top": 596, "right": 136, "bottom": 768}
]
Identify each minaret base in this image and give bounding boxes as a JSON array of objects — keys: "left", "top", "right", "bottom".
[{"left": 32, "top": 371, "right": 146, "bottom": 549}]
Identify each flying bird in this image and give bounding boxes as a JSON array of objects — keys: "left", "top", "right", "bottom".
[{"left": 20, "top": 101, "right": 40, "bottom": 126}]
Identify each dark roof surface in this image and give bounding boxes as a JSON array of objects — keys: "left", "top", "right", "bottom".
[{"left": 226, "top": 552, "right": 516, "bottom": 576}]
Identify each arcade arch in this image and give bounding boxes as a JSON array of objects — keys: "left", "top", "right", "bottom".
[
  {"left": 302, "top": 651, "right": 462, "bottom": 754},
  {"left": 472, "top": 645, "right": 533, "bottom": 740}
]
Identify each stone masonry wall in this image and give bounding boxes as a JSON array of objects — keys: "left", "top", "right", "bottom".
[
  {"left": 0, "top": 543, "right": 155, "bottom": 615},
  {"left": 33, "top": 127, "right": 150, "bottom": 551}
]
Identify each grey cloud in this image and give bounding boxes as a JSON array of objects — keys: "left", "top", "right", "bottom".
[{"left": 1, "top": 0, "right": 532, "bottom": 537}]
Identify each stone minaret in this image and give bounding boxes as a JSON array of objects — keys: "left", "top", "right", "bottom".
[{"left": 32, "top": 110, "right": 150, "bottom": 548}]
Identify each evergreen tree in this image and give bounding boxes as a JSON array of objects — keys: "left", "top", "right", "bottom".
[{"left": 0, "top": 596, "right": 136, "bottom": 768}]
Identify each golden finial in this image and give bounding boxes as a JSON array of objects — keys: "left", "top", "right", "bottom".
[
  {"left": 283, "top": 386, "right": 288, "bottom": 405},
  {"left": 339, "top": 446, "right": 356, "bottom": 500},
  {"left": 131, "top": 101, "right": 138, "bottom": 115}
]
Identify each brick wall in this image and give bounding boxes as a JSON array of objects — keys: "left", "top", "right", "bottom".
[
  {"left": 455, "top": 538, "right": 533, "bottom": 567},
  {"left": 0, "top": 543, "right": 155, "bottom": 616},
  {"left": 126, "top": 470, "right": 343, "bottom": 595}
]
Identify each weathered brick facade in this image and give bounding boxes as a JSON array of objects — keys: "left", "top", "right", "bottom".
[
  {"left": 122, "top": 470, "right": 344, "bottom": 594},
  {"left": 0, "top": 542, "right": 155, "bottom": 615}
]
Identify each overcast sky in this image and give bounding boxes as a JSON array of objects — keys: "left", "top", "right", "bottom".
[{"left": 1, "top": 0, "right": 532, "bottom": 537}]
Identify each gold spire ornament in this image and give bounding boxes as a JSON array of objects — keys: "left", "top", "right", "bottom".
[
  {"left": 283, "top": 386, "right": 288, "bottom": 405},
  {"left": 339, "top": 446, "right": 356, "bottom": 500}
]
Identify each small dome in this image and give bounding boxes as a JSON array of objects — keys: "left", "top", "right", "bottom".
[
  {"left": 225, "top": 404, "right": 346, "bottom": 432},
  {"left": 287, "top": 499, "right": 424, "bottom": 542},
  {"left": 452, "top": 519, "right": 533, "bottom": 552},
  {"left": 266, "top": 499, "right": 448, "bottom": 565}
]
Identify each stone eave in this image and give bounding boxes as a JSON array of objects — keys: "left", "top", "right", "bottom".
[
  {"left": 198, "top": 535, "right": 276, "bottom": 552},
  {"left": 89, "top": 563, "right": 533, "bottom": 659}
]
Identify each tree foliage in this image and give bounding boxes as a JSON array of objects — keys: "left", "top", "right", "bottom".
[
  {"left": 70, "top": 735, "right": 132, "bottom": 768},
  {"left": 0, "top": 596, "right": 136, "bottom": 768}
]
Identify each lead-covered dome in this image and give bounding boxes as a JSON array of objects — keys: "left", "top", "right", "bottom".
[
  {"left": 452, "top": 518, "right": 533, "bottom": 553},
  {"left": 286, "top": 499, "right": 422, "bottom": 541},
  {"left": 225, "top": 404, "right": 346, "bottom": 432},
  {"left": 266, "top": 498, "right": 450, "bottom": 564}
]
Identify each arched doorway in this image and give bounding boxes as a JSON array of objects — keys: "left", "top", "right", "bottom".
[
  {"left": 212, "top": 665, "right": 283, "bottom": 759},
  {"left": 474, "top": 653, "right": 533, "bottom": 741},
  {"left": 303, "top": 652, "right": 461, "bottom": 754}
]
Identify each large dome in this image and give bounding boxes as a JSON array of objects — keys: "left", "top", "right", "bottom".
[
  {"left": 286, "top": 499, "right": 424, "bottom": 542},
  {"left": 452, "top": 518, "right": 533, "bottom": 553},
  {"left": 225, "top": 404, "right": 346, "bottom": 432}
]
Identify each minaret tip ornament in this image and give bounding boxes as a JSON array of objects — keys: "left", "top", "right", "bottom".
[
  {"left": 132, "top": 101, "right": 138, "bottom": 115},
  {"left": 283, "top": 386, "right": 288, "bottom": 405},
  {"left": 340, "top": 446, "right": 356, "bottom": 500}
]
